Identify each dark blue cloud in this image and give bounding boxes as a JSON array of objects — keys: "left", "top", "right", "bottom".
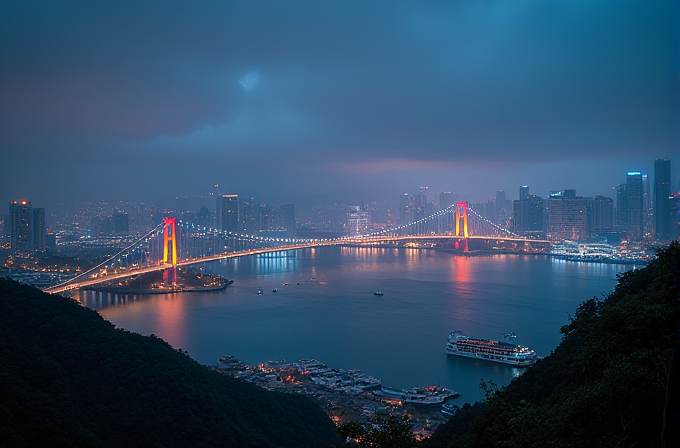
[{"left": 0, "top": 0, "right": 677, "bottom": 205}]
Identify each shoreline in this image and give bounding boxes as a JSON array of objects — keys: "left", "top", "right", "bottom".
[{"left": 84, "top": 279, "right": 233, "bottom": 294}]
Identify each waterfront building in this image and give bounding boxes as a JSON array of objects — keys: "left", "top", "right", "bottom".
[
  {"left": 217, "top": 194, "right": 239, "bottom": 233},
  {"left": 547, "top": 190, "right": 588, "bottom": 242},
  {"left": 654, "top": 158, "right": 671, "bottom": 241}
]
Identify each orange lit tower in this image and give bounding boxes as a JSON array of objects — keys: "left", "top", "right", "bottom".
[
  {"left": 162, "top": 217, "right": 178, "bottom": 284},
  {"left": 454, "top": 202, "right": 469, "bottom": 252}
]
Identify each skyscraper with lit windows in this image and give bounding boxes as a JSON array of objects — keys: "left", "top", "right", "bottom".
[
  {"left": 9, "top": 200, "right": 44, "bottom": 255},
  {"left": 10, "top": 200, "right": 32, "bottom": 255}
]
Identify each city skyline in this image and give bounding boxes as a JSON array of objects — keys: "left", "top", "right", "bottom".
[{"left": 1, "top": 1, "right": 678, "bottom": 207}]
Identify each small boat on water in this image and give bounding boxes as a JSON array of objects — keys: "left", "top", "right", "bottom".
[
  {"left": 374, "top": 291, "right": 384, "bottom": 296},
  {"left": 442, "top": 403, "right": 459, "bottom": 416},
  {"left": 257, "top": 287, "right": 263, "bottom": 295},
  {"left": 272, "top": 288, "right": 278, "bottom": 292}
]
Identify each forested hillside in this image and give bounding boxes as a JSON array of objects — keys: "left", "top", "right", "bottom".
[
  {"left": 424, "top": 242, "right": 680, "bottom": 448},
  {"left": 0, "top": 279, "right": 341, "bottom": 448}
]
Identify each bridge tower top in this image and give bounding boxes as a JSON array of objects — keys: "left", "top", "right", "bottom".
[
  {"left": 454, "top": 202, "right": 469, "bottom": 238},
  {"left": 162, "top": 217, "right": 178, "bottom": 285},
  {"left": 163, "top": 217, "right": 178, "bottom": 266}
]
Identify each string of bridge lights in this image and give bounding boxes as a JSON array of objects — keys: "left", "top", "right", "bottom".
[
  {"left": 171, "top": 203, "right": 519, "bottom": 243},
  {"left": 466, "top": 208, "right": 521, "bottom": 239},
  {"left": 47, "top": 205, "right": 523, "bottom": 292},
  {"left": 172, "top": 203, "right": 464, "bottom": 244},
  {"left": 51, "top": 222, "right": 166, "bottom": 289}
]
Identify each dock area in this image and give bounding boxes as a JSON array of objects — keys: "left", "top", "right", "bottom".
[{"left": 212, "top": 356, "right": 460, "bottom": 439}]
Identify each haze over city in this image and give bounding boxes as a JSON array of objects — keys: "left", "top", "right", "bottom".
[{"left": 1, "top": 0, "right": 677, "bottom": 208}]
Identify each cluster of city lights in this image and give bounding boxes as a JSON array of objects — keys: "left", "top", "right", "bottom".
[{"left": 48, "top": 205, "right": 522, "bottom": 293}]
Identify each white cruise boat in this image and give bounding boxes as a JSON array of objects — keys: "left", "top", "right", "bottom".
[{"left": 446, "top": 331, "right": 537, "bottom": 366}]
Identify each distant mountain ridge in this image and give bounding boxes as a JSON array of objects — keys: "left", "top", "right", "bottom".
[{"left": 0, "top": 279, "right": 341, "bottom": 448}]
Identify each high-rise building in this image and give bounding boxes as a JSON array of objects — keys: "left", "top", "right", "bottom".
[
  {"left": 654, "top": 158, "right": 671, "bottom": 241},
  {"left": 626, "top": 171, "right": 644, "bottom": 241},
  {"left": 513, "top": 194, "right": 544, "bottom": 235},
  {"left": 217, "top": 194, "right": 239, "bottom": 233},
  {"left": 282, "top": 204, "right": 296, "bottom": 232},
  {"left": 240, "top": 199, "right": 258, "bottom": 233},
  {"left": 32, "top": 207, "right": 46, "bottom": 251},
  {"left": 671, "top": 192, "right": 680, "bottom": 239},
  {"left": 616, "top": 183, "right": 627, "bottom": 230},
  {"left": 547, "top": 190, "right": 588, "bottom": 242},
  {"left": 439, "top": 192, "right": 454, "bottom": 210},
  {"left": 495, "top": 190, "right": 507, "bottom": 225},
  {"left": 259, "top": 203, "right": 272, "bottom": 231},
  {"left": 196, "top": 206, "right": 212, "bottom": 229},
  {"left": 414, "top": 188, "right": 428, "bottom": 220},
  {"left": 439, "top": 192, "right": 455, "bottom": 233},
  {"left": 347, "top": 205, "right": 370, "bottom": 236},
  {"left": 519, "top": 186, "right": 530, "bottom": 200},
  {"left": 399, "top": 193, "right": 414, "bottom": 224},
  {"left": 10, "top": 200, "right": 32, "bottom": 255},
  {"left": 588, "top": 195, "right": 614, "bottom": 233},
  {"left": 113, "top": 210, "right": 129, "bottom": 235}
]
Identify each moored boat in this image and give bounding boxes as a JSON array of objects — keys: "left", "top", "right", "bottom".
[{"left": 445, "top": 331, "right": 537, "bottom": 366}]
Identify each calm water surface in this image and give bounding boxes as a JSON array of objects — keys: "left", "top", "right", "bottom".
[{"left": 77, "top": 247, "right": 635, "bottom": 404}]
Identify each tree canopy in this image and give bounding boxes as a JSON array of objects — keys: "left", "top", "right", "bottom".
[
  {"left": 0, "top": 278, "right": 341, "bottom": 448},
  {"left": 424, "top": 242, "right": 680, "bottom": 448}
]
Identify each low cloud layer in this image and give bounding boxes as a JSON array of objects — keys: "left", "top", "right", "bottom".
[{"left": 1, "top": 0, "right": 677, "bottom": 205}]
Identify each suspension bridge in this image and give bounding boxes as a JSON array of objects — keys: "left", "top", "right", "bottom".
[{"left": 44, "top": 203, "right": 550, "bottom": 294}]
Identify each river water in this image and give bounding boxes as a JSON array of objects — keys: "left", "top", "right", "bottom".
[{"left": 76, "top": 246, "right": 635, "bottom": 404}]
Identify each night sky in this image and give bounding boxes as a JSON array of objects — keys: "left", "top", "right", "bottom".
[{"left": 1, "top": 1, "right": 678, "bottom": 208}]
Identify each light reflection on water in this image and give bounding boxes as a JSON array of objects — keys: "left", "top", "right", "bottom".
[{"left": 76, "top": 247, "right": 632, "bottom": 404}]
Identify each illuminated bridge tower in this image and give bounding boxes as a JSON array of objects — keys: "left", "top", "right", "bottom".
[
  {"left": 162, "top": 217, "right": 178, "bottom": 285},
  {"left": 454, "top": 202, "right": 469, "bottom": 252}
]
